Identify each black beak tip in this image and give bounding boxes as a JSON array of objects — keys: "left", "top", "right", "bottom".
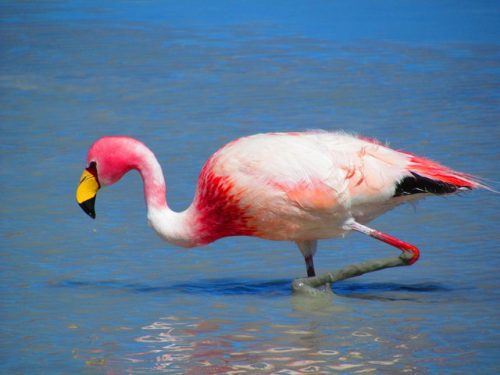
[{"left": 79, "top": 197, "right": 96, "bottom": 219}]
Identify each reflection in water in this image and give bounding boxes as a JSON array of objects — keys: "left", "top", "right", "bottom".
[
  {"left": 54, "top": 277, "right": 481, "bottom": 373},
  {"left": 96, "top": 316, "right": 423, "bottom": 373}
]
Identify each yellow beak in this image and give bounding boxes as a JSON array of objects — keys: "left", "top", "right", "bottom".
[{"left": 76, "top": 168, "right": 100, "bottom": 219}]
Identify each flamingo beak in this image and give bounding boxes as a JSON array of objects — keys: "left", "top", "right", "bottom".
[{"left": 76, "top": 167, "right": 100, "bottom": 219}]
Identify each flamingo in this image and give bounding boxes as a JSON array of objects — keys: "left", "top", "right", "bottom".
[{"left": 76, "top": 131, "right": 484, "bottom": 278}]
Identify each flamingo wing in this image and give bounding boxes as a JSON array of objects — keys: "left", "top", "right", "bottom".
[
  {"left": 194, "top": 132, "right": 415, "bottom": 241},
  {"left": 193, "top": 131, "right": 484, "bottom": 245}
]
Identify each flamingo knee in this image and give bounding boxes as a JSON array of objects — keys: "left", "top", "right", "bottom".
[{"left": 345, "top": 220, "right": 421, "bottom": 265}]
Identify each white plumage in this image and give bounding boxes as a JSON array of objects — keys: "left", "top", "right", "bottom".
[{"left": 208, "top": 132, "right": 412, "bottom": 241}]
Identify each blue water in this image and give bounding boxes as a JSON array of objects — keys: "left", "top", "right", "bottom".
[{"left": 1, "top": 1, "right": 499, "bottom": 373}]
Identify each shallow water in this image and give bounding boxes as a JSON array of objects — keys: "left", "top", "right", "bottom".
[{"left": 1, "top": 1, "right": 499, "bottom": 373}]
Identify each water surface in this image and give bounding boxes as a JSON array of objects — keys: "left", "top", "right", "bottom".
[{"left": 1, "top": 1, "right": 499, "bottom": 373}]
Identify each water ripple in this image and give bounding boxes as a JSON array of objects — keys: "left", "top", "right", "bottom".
[
  {"left": 54, "top": 278, "right": 292, "bottom": 296},
  {"left": 54, "top": 278, "right": 453, "bottom": 299}
]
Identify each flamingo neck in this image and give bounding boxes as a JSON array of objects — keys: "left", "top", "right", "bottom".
[
  {"left": 127, "top": 143, "right": 199, "bottom": 248},
  {"left": 133, "top": 146, "right": 167, "bottom": 209}
]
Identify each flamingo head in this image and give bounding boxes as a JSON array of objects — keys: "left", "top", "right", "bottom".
[{"left": 76, "top": 136, "right": 143, "bottom": 218}]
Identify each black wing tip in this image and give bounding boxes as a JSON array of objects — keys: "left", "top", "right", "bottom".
[{"left": 394, "top": 172, "right": 465, "bottom": 197}]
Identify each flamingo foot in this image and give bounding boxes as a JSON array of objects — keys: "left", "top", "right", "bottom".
[
  {"left": 292, "top": 252, "right": 413, "bottom": 296},
  {"left": 292, "top": 220, "right": 420, "bottom": 296}
]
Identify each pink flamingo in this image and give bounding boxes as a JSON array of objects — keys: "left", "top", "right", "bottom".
[{"left": 76, "top": 131, "right": 484, "bottom": 278}]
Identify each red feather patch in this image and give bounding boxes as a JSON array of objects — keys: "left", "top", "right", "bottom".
[
  {"left": 194, "top": 159, "right": 256, "bottom": 244},
  {"left": 407, "top": 154, "right": 478, "bottom": 188}
]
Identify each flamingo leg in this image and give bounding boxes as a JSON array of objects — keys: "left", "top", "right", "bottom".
[
  {"left": 345, "top": 220, "right": 420, "bottom": 265},
  {"left": 304, "top": 255, "right": 316, "bottom": 277},
  {"left": 296, "top": 240, "right": 318, "bottom": 277},
  {"left": 292, "top": 220, "right": 420, "bottom": 296}
]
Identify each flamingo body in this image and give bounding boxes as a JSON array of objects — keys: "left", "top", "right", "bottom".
[
  {"left": 77, "top": 131, "right": 482, "bottom": 276},
  {"left": 191, "top": 132, "right": 476, "bottom": 243}
]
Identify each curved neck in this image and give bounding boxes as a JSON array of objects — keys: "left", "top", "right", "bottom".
[
  {"left": 134, "top": 147, "right": 167, "bottom": 210},
  {"left": 132, "top": 144, "right": 198, "bottom": 248}
]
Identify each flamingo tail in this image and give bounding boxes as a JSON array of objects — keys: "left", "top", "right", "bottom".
[{"left": 395, "top": 154, "right": 491, "bottom": 197}]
